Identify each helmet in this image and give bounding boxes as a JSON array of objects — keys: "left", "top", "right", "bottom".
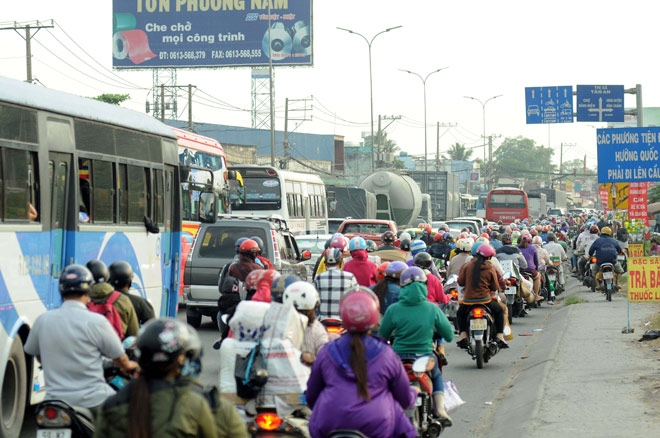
[
  {"left": 376, "top": 262, "right": 390, "bottom": 281},
  {"left": 399, "top": 232, "right": 412, "bottom": 242},
  {"left": 491, "top": 231, "right": 500, "bottom": 240},
  {"left": 400, "top": 266, "right": 427, "bottom": 286},
  {"left": 529, "top": 228, "right": 538, "bottom": 236},
  {"left": 235, "top": 237, "right": 248, "bottom": 250},
  {"left": 410, "top": 240, "right": 427, "bottom": 255},
  {"left": 471, "top": 241, "right": 483, "bottom": 256},
  {"left": 502, "top": 233, "right": 512, "bottom": 244},
  {"left": 476, "top": 243, "right": 496, "bottom": 258},
  {"left": 339, "top": 287, "right": 380, "bottom": 333},
  {"left": 381, "top": 230, "right": 395, "bottom": 244},
  {"left": 520, "top": 234, "right": 532, "bottom": 244},
  {"left": 109, "top": 261, "right": 134, "bottom": 288},
  {"left": 433, "top": 232, "right": 444, "bottom": 242},
  {"left": 239, "top": 239, "right": 260, "bottom": 255},
  {"left": 457, "top": 238, "right": 474, "bottom": 252},
  {"left": 399, "top": 238, "right": 412, "bottom": 251},
  {"left": 589, "top": 225, "right": 599, "bottom": 234},
  {"left": 532, "top": 236, "right": 543, "bottom": 245},
  {"left": 59, "top": 264, "right": 93, "bottom": 295},
  {"left": 283, "top": 281, "right": 319, "bottom": 310},
  {"left": 413, "top": 252, "right": 433, "bottom": 270},
  {"left": 135, "top": 318, "right": 202, "bottom": 374},
  {"left": 86, "top": 259, "right": 109, "bottom": 284},
  {"left": 443, "top": 233, "right": 454, "bottom": 242},
  {"left": 249, "top": 236, "right": 265, "bottom": 253},
  {"left": 330, "top": 235, "right": 348, "bottom": 251},
  {"left": 601, "top": 226, "right": 612, "bottom": 236},
  {"left": 348, "top": 236, "right": 367, "bottom": 251},
  {"left": 365, "top": 240, "right": 377, "bottom": 253},
  {"left": 475, "top": 236, "right": 489, "bottom": 245},
  {"left": 270, "top": 274, "right": 300, "bottom": 303},
  {"left": 421, "top": 224, "right": 432, "bottom": 235},
  {"left": 323, "top": 248, "right": 343, "bottom": 265},
  {"left": 511, "top": 230, "right": 521, "bottom": 240},
  {"left": 245, "top": 269, "right": 280, "bottom": 291},
  {"left": 546, "top": 232, "right": 556, "bottom": 241},
  {"left": 385, "top": 261, "right": 408, "bottom": 278}
]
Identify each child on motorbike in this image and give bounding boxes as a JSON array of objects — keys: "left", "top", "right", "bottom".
[
  {"left": 282, "top": 281, "right": 329, "bottom": 366},
  {"left": 306, "top": 287, "right": 418, "bottom": 438},
  {"left": 378, "top": 266, "right": 455, "bottom": 426}
]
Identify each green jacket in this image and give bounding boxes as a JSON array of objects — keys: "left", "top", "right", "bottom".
[
  {"left": 89, "top": 283, "right": 139, "bottom": 338},
  {"left": 378, "top": 281, "right": 454, "bottom": 355},
  {"left": 95, "top": 377, "right": 248, "bottom": 437}
]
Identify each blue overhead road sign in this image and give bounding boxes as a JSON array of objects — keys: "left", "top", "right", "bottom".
[
  {"left": 576, "top": 85, "right": 624, "bottom": 122},
  {"left": 525, "top": 86, "right": 574, "bottom": 124}
]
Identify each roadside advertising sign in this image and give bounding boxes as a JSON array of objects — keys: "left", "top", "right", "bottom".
[
  {"left": 596, "top": 127, "right": 660, "bottom": 183},
  {"left": 627, "top": 257, "right": 660, "bottom": 302},
  {"left": 599, "top": 187, "right": 609, "bottom": 210},
  {"left": 112, "top": 0, "right": 313, "bottom": 68},
  {"left": 628, "top": 182, "right": 649, "bottom": 223},
  {"left": 629, "top": 244, "right": 645, "bottom": 258},
  {"left": 601, "top": 183, "right": 628, "bottom": 210}
]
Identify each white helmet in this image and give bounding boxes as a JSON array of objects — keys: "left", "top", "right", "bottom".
[
  {"left": 475, "top": 236, "right": 489, "bottom": 245},
  {"left": 457, "top": 238, "right": 474, "bottom": 252},
  {"left": 283, "top": 281, "right": 319, "bottom": 310}
]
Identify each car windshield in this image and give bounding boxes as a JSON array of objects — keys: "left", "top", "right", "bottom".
[
  {"left": 295, "top": 237, "right": 328, "bottom": 256},
  {"left": 447, "top": 222, "right": 476, "bottom": 232}
]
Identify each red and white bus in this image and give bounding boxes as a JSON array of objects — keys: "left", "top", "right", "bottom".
[{"left": 485, "top": 187, "right": 530, "bottom": 223}]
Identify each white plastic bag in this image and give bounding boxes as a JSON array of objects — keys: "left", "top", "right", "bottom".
[{"left": 443, "top": 380, "right": 466, "bottom": 413}]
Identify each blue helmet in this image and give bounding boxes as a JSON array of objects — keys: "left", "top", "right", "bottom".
[
  {"left": 348, "top": 236, "right": 367, "bottom": 251},
  {"left": 59, "top": 264, "right": 93, "bottom": 295},
  {"left": 410, "top": 240, "right": 427, "bottom": 255},
  {"left": 249, "top": 236, "right": 265, "bottom": 253}
]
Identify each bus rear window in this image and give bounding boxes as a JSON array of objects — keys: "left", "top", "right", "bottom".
[{"left": 488, "top": 194, "right": 525, "bottom": 208}]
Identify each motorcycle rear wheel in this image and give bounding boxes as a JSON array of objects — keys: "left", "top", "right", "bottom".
[
  {"left": 475, "top": 339, "right": 484, "bottom": 369},
  {"left": 606, "top": 284, "right": 612, "bottom": 301}
]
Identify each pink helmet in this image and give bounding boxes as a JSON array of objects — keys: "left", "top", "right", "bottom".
[
  {"left": 339, "top": 287, "right": 380, "bottom": 333},
  {"left": 476, "top": 243, "right": 496, "bottom": 258},
  {"left": 245, "top": 269, "right": 280, "bottom": 291},
  {"left": 330, "top": 235, "right": 349, "bottom": 250}
]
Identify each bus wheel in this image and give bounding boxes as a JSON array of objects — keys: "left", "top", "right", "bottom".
[{"left": 1, "top": 337, "right": 27, "bottom": 438}]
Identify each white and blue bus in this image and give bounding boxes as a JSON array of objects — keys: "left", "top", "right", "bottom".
[{"left": 0, "top": 75, "right": 189, "bottom": 436}]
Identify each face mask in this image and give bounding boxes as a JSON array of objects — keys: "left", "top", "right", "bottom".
[{"left": 181, "top": 357, "right": 201, "bottom": 378}]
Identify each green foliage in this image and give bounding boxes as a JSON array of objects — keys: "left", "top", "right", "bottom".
[
  {"left": 492, "top": 136, "right": 557, "bottom": 183},
  {"left": 443, "top": 142, "right": 473, "bottom": 161},
  {"left": 649, "top": 184, "right": 660, "bottom": 204},
  {"left": 92, "top": 93, "right": 130, "bottom": 106},
  {"left": 564, "top": 296, "right": 585, "bottom": 305}
]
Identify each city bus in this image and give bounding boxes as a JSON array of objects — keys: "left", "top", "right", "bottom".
[
  {"left": 484, "top": 187, "right": 530, "bottom": 223},
  {"left": 460, "top": 194, "right": 478, "bottom": 216},
  {"left": 0, "top": 75, "right": 211, "bottom": 435},
  {"left": 228, "top": 165, "right": 328, "bottom": 235},
  {"left": 476, "top": 192, "right": 488, "bottom": 218}
]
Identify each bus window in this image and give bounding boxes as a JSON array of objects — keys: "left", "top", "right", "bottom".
[
  {"left": 127, "top": 165, "right": 147, "bottom": 223},
  {"left": 92, "top": 160, "right": 114, "bottom": 223},
  {"left": 3, "top": 148, "right": 30, "bottom": 221}
]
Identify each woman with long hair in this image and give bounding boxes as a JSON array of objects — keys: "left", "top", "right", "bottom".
[{"left": 306, "top": 287, "right": 417, "bottom": 438}]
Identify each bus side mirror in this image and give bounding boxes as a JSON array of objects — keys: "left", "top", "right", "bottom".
[{"left": 199, "top": 192, "right": 217, "bottom": 223}]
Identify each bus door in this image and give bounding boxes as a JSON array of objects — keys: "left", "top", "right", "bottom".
[
  {"left": 48, "top": 152, "right": 71, "bottom": 304},
  {"left": 162, "top": 164, "right": 179, "bottom": 317}
]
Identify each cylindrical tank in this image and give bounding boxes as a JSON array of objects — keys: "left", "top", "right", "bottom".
[{"left": 359, "top": 171, "right": 422, "bottom": 226}]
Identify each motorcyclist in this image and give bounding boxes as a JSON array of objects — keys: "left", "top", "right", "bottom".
[
  {"left": 343, "top": 236, "right": 378, "bottom": 287},
  {"left": 377, "top": 230, "right": 398, "bottom": 251},
  {"left": 428, "top": 231, "right": 452, "bottom": 262},
  {"left": 283, "top": 281, "right": 329, "bottom": 366},
  {"left": 419, "top": 223, "right": 434, "bottom": 247},
  {"left": 518, "top": 234, "right": 543, "bottom": 302},
  {"left": 307, "top": 287, "right": 417, "bottom": 438},
  {"left": 96, "top": 318, "right": 248, "bottom": 438},
  {"left": 250, "top": 235, "right": 275, "bottom": 269},
  {"left": 576, "top": 225, "right": 600, "bottom": 279},
  {"left": 109, "top": 261, "right": 155, "bottom": 326},
  {"left": 86, "top": 259, "right": 139, "bottom": 339},
  {"left": 371, "top": 260, "right": 407, "bottom": 313},
  {"left": 544, "top": 232, "right": 568, "bottom": 291},
  {"left": 314, "top": 248, "right": 359, "bottom": 319},
  {"left": 313, "top": 233, "right": 348, "bottom": 279},
  {"left": 24, "top": 264, "right": 139, "bottom": 413},
  {"left": 455, "top": 244, "right": 509, "bottom": 349},
  {"left": 588, "top": 226, "right": 624, "bottom": 290},
  {"left": 378, "top": 266, "right": 455, "bottom": 426},
  {"left": 490, "top": 231, "right": 503, "bottom": 250},
  {"left": 228, "top": 238, "right": 264, "bottom": 282},
  {"left": 414, "top": 252, "right": 449, "bottom": 306}
]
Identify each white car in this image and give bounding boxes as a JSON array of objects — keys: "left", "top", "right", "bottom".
[{"left": 294, "top": 234, "right": 333, "bottom": 278}]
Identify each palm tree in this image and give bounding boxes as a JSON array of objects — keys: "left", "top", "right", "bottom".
[{"left": 443, "top": 142, "right": 473, "bottom": 161}]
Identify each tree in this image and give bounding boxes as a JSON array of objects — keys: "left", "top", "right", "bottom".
[
  {"left": 443, "top": 142, "right": 473, "bottom": 161},
  {"left": 491, "top": 136, "right": 557, "bottom": 185},
  {"left": 365, "top": 130, "right": 400, "bottom": 169},
  {"left": 93, "top": 93, "right": 130, "bottom": 106}
]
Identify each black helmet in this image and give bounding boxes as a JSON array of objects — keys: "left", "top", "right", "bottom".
[
  {"left": 365, "top": 240, "right": 377, "bottom": 253},
  {"left": 381, "top": 230, "right": 395, "bottom": 244},
  {"left": 135, "top": 318, "right": 202, "bottom": 376},
  {"left": 59, "top": 264, "right": 93, "bottom": 295},
  {"left": 109, "top": 261, "right": 134, "bottom": 289},
  {"left": 413, "top": 252, "right": 433, "bottom": 270},
  {"left": 86, "top": 259, "right": 109, "bottom": 284},
  {"left": 502, "top": 233, "right": 513, "bottom": 245},
  {"left": 271, "top": 274, "right": 300, "bottom": 303}
]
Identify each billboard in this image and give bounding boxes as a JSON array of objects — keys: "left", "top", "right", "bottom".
[
  {"left": 596, "top": 127, "right": 660, "bottom": 183},
  {"left": 112, "top": 0, "right": 312, "bottom": 68}
]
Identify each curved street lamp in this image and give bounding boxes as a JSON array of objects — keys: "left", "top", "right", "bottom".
[
  {"left": 464, "top": 94, "right": 503, "bottom": 164},
  {"left": 337, "top": 25, "right": 403, "bottom": 172},
  {"left": 400, "top": 67, "right": 449, "bottom": 178}
]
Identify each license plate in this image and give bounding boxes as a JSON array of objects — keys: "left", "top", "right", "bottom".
[
  {"left": 548, "top": 274, "right": 556, "bottom": 281},
  {"left": 603, "top": 271, "right": 614, "bottom": 280},
  {"left": 37, "top": 430, "right": 72, "bottom": 438},
  {"left": 415, "top": 396, "right": 423, "bottom": 406},
  {"left": 470, "top": 318, "right": 487, "bottom": 331},
  {"left": 617, "top": 255, "right": 625, "bottom": 261},
  {"left": 505, "top": 287, "right": 516, "bottom": 295}
]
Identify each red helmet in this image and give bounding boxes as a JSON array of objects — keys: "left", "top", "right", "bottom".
[
  {"left": 420, "top": 224, "right": 432, "bottom": 235},
  {"left": 330, "top": 235, "right": 348, "bottom": 250},
  {"left": 244, "top": 269, "right": 280, "bottom": 291},
  {"left": 433, "top": 232, "right": 444, "bottom": 242},
  {"left": 376, "top": 262, "right": 390, "bottom": 281},
  {"left": 589, "top": 225, "right": 599, "bottom": 234},
  {"left": 239, "top": 239, "right": 260, "bottom": 255},
  {"left": 339, "top": 287, "right": 380, "bottom": 333}
]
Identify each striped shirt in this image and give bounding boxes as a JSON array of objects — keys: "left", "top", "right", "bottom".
[{"left": 314, "top": 267, "right": 359, "bottom": 319}]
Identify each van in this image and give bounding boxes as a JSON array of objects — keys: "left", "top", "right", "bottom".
[{"left": 547, "top": 208, "right": 566, "bottom": 218}]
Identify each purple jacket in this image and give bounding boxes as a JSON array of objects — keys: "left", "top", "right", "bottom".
[
  {"left": 306, "top": 335, "right": 417, "bottom": 438},
  {"left": 518, "top": 244, "right": 540, "bottom": 272}
]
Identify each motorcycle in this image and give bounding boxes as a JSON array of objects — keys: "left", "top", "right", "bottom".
[
  {"left": 617, "top": 251, "right": 627, "bottom": 273},
  {"left": 463, "top": 305, "right": 500, "bottom": 369},
  {"left": 599, "top": 262, "right": 615, "bottom": 302},
  {"left": 321, "top": 317, "right": 345, "bottom": 341},
  {"left": 402, "top": 356, "right": 444, "bottom": 438},
  {"left": 242, "top": 400, "right": 310, "bottom": 437},
  {"left": 327, "top": 431, "right": 370, "bottom": 438},
  {"left": 35, "top": 400, "right": 94, "bottom": 438},
  {"left": 588, "top": 256, "right": 599, "bottom": 292},
  {"left": 500, "top": 261, "right": 519, "bottom": 325},
  {"left": 442, "top": 275, "right": 460, "bottom": 333}
]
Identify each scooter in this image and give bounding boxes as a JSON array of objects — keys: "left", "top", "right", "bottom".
[
  {"left": 442, "top": 275, "right": 460, "bottom": 333},
  {"left": 35, "top": 400, "right": 94, "bottom": 438},
  {"left": 464, "top": 305, "right": 499, "bottom": 369},
  {"left": 599, "top": 262, "right": 615, "bottom": 302},
  {"left": 321, "top": 317, "right": 345, "bottom": 341},
  {"left": 402, "top": 356, "right": 444, "bottom": 438},
  {"left": 499, "top": 261, "right": 518, "bottom": 325},
  {"left": 617, "top": 251, "right": 627, "bottom": 273},
  {"left": 588, "top": 257, "right": 599, "bottom": 292}
]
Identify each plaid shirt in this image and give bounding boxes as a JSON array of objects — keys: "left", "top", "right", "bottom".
[{"left": 314, "top": 267, "right": 359, "bottom": 319}]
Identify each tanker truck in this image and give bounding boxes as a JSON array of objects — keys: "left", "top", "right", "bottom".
[{"left": 359, "top": 171, "right": 423, "bottom": 227}]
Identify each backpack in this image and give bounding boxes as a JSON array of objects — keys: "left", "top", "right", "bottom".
[{"left": 87, "top": 291, "right": 124, "bottom": 339}]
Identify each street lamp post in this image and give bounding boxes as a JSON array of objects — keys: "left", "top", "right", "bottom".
[
  {"left": 337, "top": 25, "right": 402, "bottom": 172},
  {"left": 464, "top": 94, "right": 503, "bottom": 163},
  {"left": 400, "top": 68, "right": 448, "bottom": 181}
]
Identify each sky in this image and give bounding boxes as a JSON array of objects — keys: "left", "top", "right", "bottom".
[{"left": 2, "top": 0, "right": 659, "bottom": 172}]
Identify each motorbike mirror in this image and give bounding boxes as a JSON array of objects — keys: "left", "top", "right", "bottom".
[
  {"left": 221, "top": 314, "right": 229, "bottom": 325},
  {"left": 412, "top": 355, "right": 432, "bottom": 373}
]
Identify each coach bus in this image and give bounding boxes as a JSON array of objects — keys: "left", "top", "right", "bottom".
[
  {"left": 228, "top": 165, "right": 328, "bottom": 234},
  {"left": 484, "top": 187, "right": 530, "bottom": 223},
  {"left": 0, "top": 75, "right": 212, "bottom": 435}
]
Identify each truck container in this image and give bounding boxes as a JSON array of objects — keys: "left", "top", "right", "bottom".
[
  {"left": 527, "top": 192, "right": 547, "bottom": 219},
  {"left": 409, "top": 170, "right": 461, "bottom": 221},
  {"left": 359, "top": 171, "right": 422, "bottom": 227},
  {"left": 326, "top": 186, "right": 377, "bottom": 219}
]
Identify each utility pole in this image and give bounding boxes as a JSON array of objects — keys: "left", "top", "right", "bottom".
[
  {"left": 435, "top": 122, "right": 456, "bottom": 170},
  {"left": 0, "top": 20, "right": 54, "bottom": 82},
  {"left": 377, "top": 115, "right": 401, "bottom": 167},
  {"left": 148, "top": 84, "right": 196, "bottom": 127},
  {"left": 281, "top": 97, "right": 312, "bottom": 169}
]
